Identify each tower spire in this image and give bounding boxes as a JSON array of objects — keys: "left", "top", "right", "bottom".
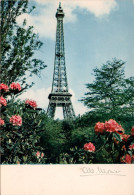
[{"left": 47, "top": 4, "right": 75, "bottom": 119}]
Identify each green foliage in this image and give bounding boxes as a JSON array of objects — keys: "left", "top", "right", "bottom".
[
  {"left": 81, "top": 58, "right": 134, "bottom": 120},
  {"left": 1, "top": 0, "right": 47, "bottom": 163},
  {"left": 39, "top": 119, "right": 65, "bottom": 163},
  {"left": 1, "top": 0, "right": 46, "bottom": 91},
  {"left": 1, "top": 93, "right": 47, "bottom": 164}
]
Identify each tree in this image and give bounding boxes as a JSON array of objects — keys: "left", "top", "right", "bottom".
[
  {"left": 123, "top": 77, "right": 134, "bottom": 117},
  {"left": 1, "top": 0, "right": 46, "bottom": 92},
  {"left": 81, "top": 58, "right": 134, "bottom": 120}
]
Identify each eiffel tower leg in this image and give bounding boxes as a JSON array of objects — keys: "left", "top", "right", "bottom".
[
  {"left": 47, "top": 102, "right": 56, "bottom": 119},
  {"left": 63, "top": 103, "right": 75, "bottom": 119}
]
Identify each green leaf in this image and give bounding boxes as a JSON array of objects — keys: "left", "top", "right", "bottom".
[{"left": 113, "top": 133, "right": 122, "bottom": 142}]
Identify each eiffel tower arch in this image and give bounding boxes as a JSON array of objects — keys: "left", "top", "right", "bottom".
[{"left": 47, "top": 3, "right": 75, "bottom": 119}]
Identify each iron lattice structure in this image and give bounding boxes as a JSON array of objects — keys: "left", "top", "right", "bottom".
[{"left": 47, "top": 3, "right": 75, "bottom": 119}]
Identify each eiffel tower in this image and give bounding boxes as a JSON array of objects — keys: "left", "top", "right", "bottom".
[{"left": 47, "top": 2, "right": 75, "bottom": 119}]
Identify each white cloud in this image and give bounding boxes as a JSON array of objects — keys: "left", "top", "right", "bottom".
[
  {"left": 18, "top": 87, "right": 51, "bottom": 109},
  {"left": 17, "top": 0, "right": 117, "bottom": 39},
  {"left": 18, "top": 87, "right": 87, "bottom": 119}
]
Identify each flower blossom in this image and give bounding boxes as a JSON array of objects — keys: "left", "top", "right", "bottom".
[
  {"left": 121, "top": 134, "right": 130, "bottom": 142},
  {"left": 0, "top": 83, "right": 9, "bottom": 92},
  {"left": 121, "top": 154, "right": 132, "bottom": 164},
  {"left": 25, "top": 99, "right": 37, "bottom": 109},
  {"left": 0, "top": 118, "right": 5, "bottom": 126},
  {"left": 0, "top": 96, "right": 7, "bottom": 107},
  {"left": 84, "top": 142, "right": 95, "bottom": 152},
  {"left": 94, "top": 122, "right": 105, "bottom": 134},
  {"left": 94, "top": 119, "right": 124, "bottom": 134},
  {"left": 41, "top": 152, "right": 44, "bottom": 158},
  {"left": 104, "top": 119, "right": 124, "bottom": 133},
  {"left": 36, "top": 151, "right": 44, "bottom": 159},
  {"left": 36, "top": 151, "right": 40, "bottom": 158},
  {"left": 129, "top": 144, "right": 134, "bottom": 150},
  {"left": 10, "top": 115, "right": 22, "bottom": 126},
  {"left": 10, "top": 82, "right": 21, "bottom": 91},
  {"left": 131, "top": 127, "right": 134, "bottom": 136}
]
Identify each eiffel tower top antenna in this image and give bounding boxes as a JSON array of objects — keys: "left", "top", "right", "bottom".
[{"left": 47, "top": 3, "right": 75, "bottom": 119}]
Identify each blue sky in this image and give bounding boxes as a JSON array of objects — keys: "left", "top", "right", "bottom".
[{"left": 18, "top": 0, "right": 134, "bottom": 119}]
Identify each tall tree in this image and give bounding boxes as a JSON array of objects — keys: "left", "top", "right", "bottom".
[
  {"left": 123, "top": 77, "right": 134, "bottom": 117},
  {"left": 81, "top": 58, "right": 134, "bottom": 119},
  {"left": 0, "top": 0, "right": 46, "bottom": 91}
]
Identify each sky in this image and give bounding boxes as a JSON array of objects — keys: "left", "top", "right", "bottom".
[{"left": 17, "top": 0, "right": 134, "bottom": 119}]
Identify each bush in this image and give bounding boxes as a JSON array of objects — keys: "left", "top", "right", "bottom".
[{"left": 0, "top": 82, "right": 47, "bottom": 164}]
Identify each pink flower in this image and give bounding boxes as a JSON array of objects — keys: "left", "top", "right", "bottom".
[
  {"left": 125, "top": 154, "right": 132, "bottom": 164},
  {"left": 120, "top": 154, "right": 132, "bottom": 164},
  {"left": 0, "top": 96, "right": 7, "bottom": 107},
  {"left": 121, "top": 134, "right": 130, "bottom": 142},
  {"left": 36, "top": 151, "right": 40, "bottom": 158},
  {"left": 41, "top": 152, "right": 44, "bottom": 158},
  {"left": 84, "top": 142, "right": 95, "bottom": 152},
  {"left": 94, "top": 122, "right": 105, "bottom": 134},
  {"left": 131, "top": 127, "right": 134, "bottom": 136},
  {"left": 104, "top": 119, "right": 124, "bottom": 133},
  {"left": 0, "top": 118, "right": 5, "bottom": 126},
  {"left": 132, "top": 155, "right": 134, "bottom": 161},
  {"left": 25, "top": 99, "right": 37, "bottom": 109},
  {"left": 0, "top": 83, "right": 9, "bottom": 92},
  {"left": 10, "top": 115, "right": 22, "bottom": 126},
  {"left": 129, "top": 144, "right": 134, "bottom": 150},
  {"left": 10, "top": 82, "right": 21, "bottom": 91}
]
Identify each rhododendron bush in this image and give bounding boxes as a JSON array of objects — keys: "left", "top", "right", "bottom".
[
  {"left": 93, "top": 119, "right": 134, "bottom": 164},
  {"left": 0, "top": 83, "right": 47, "bottom": 164},
  {"left": 60, "top": 120, "right": 134, "bottom": 164}
]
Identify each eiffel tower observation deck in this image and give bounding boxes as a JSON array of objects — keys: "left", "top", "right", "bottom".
[{"left": 47, "top": 2, "right": 75, "bottom": 119}]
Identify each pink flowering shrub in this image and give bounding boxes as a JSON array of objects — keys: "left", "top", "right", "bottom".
[
  {"left": 120, "top": 154, "right": 132, "bottom": 164},
  {"left": 36, "top": 151, "right": 40, "bottom": 158},
  {"left": 41, "top": 152, "right": 44, "bottom": 158},
  {"left": 94, "top": 119, "right": 124, "bottom": 134},
  {"left": 105, "top": 119, "right": 124, "bottom": 133},
  {"left": 9, "top": 115, "right": 22, "bottom": 126},
  {"left": 36, "top": 151, "right": 45, "bottom": 162},
  {"left": 25, "top": 99, "right": 37, "bottom": 109},
  {"left": 95, "top": 119, "right": 134, "bottom": 164},
  {"left": 94, "top": 122, "right": 105, "bottom": 134},
  {"left": 0, "top": 96, "right": 7, "bottom": 107},
  {"left": 0, "top": 118, "right": 5, "bottom": 126},
  {"left": 129, "top": 144, "right": 134, "bottom": 150},
  {"left": 0, "top": 82, "right": 46, "bottom": 164},
  {"left": 81, "top": 119, "right": 134, "bottom": 164},
  {"left": 10, "top": 82, "right": 21, "bottom": 91},
  {"left": 0, "top": 83, "right": 9, "bottom": 92},
  {"left": 36, "top": 151, "right": 44, "bottom": 158},
  {"left": 84, "top": 142, "right": 95, "bottom": 152}
]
